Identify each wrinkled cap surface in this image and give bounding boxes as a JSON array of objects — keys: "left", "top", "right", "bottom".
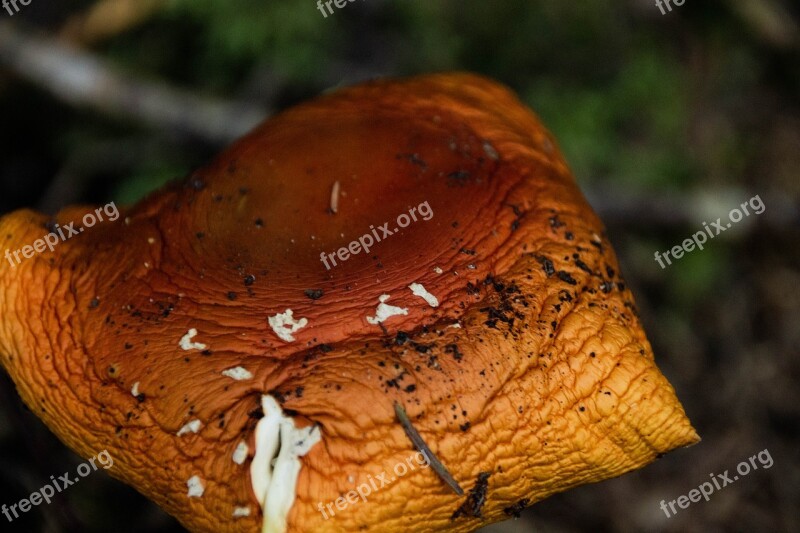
[{"left": 0, "top": 73, "right": 698, "bottom": 532}]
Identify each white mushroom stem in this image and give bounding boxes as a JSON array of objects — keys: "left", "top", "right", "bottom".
[
  {"left": 250, "top": 397, "right": 282, "bottom": 504},
  {"left": 251, "top": 395, "right": 322, "bottom": 533}
]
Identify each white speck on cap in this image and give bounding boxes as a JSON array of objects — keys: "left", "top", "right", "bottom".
[
  {"left": 233, "top": 506, "right": 251, "bottom": 518},
  {"left": 130, "top": 382, "right": 140, "bottom": 397},
  {"left": 482, "top": 140, "right": 499, "bottom": 161},
  {"left": 222, "top": 366, "right": 253, "bottom": 380},
  {"left": 179, "top": 328, "right": 207, "bottom": 351},
  {"left": 186, "top": 475, "right": 204, "bottom": 498},
  {"left": 177, "top": 419, "right": 202, "bottom": 436},
  {"left": 366, "top": 294, "right": 408, "bottom": 325},
  {"left": 433, "top": 266, "right": 443, "bottom": 274},
  {"left": 268, "top": 309, "right": 308, "bottom": 342},
  {"left": 409, "top": 283, "right": 439, "bottom": 308},
  {"left": 232, "top": 440, "right": 249, "bottom": 465}
]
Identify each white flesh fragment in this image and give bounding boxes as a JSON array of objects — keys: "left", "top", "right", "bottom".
[
  {"left": 268, "top": 309, "right": 308, "bottom": 342},
  {"left": 408, "top": 282, "right": 439, "bottom": 307},
  {"left": 222, "top": 366, "right": 253, "bottom": 380},
  {"left": 186, "top": 475, "right": 204, "bottom": 498},
  {"left": 232, "top": 440, "right": 249, "bottom": 465},
  {"left": 366, "top": 294, "right": 408, "bottom": 324},
  {"left": 177, "top": 419, "right": 202, "bottom": 436},
  {"left": 179, "top": 328, "right": 207, "bottom": 351}
]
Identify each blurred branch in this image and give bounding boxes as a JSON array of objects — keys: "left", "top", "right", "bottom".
[
  {"left": 585, "top": 187, "right": 799, "bottom": 229},
  {"left": 727, "top": 0, "right": 799, "bottom": 49},
  {"left": 0, "top": 21, "right": 269, "bottom": 144},
  {"left": 59, "top": 0, "right": 167, "bottom": 46}
]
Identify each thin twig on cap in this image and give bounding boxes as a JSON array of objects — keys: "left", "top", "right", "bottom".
[
  {"left": 394, "top": 401, "right": 464, "bottom": 496},
  {"left": 329, "top": 180, "right": 341, "bottom": 214}
]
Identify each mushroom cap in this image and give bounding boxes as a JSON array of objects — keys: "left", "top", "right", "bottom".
[{"left": 0, "top": 73, "right": 698, "bottom": 532}]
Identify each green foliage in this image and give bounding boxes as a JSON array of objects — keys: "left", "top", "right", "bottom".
[
  {"left": 163, "top": 0, "right": 334, "bottom": 84},
  {"left": 526, "top": 49, "right": 694, "bottom": 190},
  {"left": 113, "top": 163, "right": 184, "bottom": 205}
]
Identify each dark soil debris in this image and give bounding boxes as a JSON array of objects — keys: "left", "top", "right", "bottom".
[
  {"left": 304, "top": 288, "right": 324, "bottom": 300},
  {"left": 452, "top": 472, "right": 491, "bottom": 520},
  {"left": 557, "top": 271, "right": 578, "bottom": 285},
  {"left": 503, "top": 498, "right": 530, "bottom": 518}
]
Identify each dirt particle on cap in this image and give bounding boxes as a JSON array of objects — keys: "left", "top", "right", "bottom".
[
  {"left": 395, "top": 332, "right": 409, "bottom": 345},
  {"left": 304, "top": 289, "right": 324, "bottom": 300},
  {"left": 534, "top": 255, "right": 555, "bottom": 277},
  {"left": 556, "top": 271, "right": 577, "bottom": 285},
  {"left": 548, "top": 215, "right": 565, "bottom": 229},
  {"left": 444, "top": 344, "right": 463, "bottom": 361}
]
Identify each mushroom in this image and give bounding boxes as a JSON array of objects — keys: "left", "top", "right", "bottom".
[{"left": 0, "top": 73, "right": 698, "bottom": 532}]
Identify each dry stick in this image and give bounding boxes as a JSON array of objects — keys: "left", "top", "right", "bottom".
[{"left": 394, "top": 401, "right": 464, "bottom": 496}]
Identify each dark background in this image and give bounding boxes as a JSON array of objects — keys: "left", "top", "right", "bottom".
[{"left": 0, "top": 1, "right": 798, "bottom": 532}]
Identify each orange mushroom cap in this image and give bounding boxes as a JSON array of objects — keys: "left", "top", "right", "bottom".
[{"left": 0, "top": 73, "right": 698, "bottom": 532}]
